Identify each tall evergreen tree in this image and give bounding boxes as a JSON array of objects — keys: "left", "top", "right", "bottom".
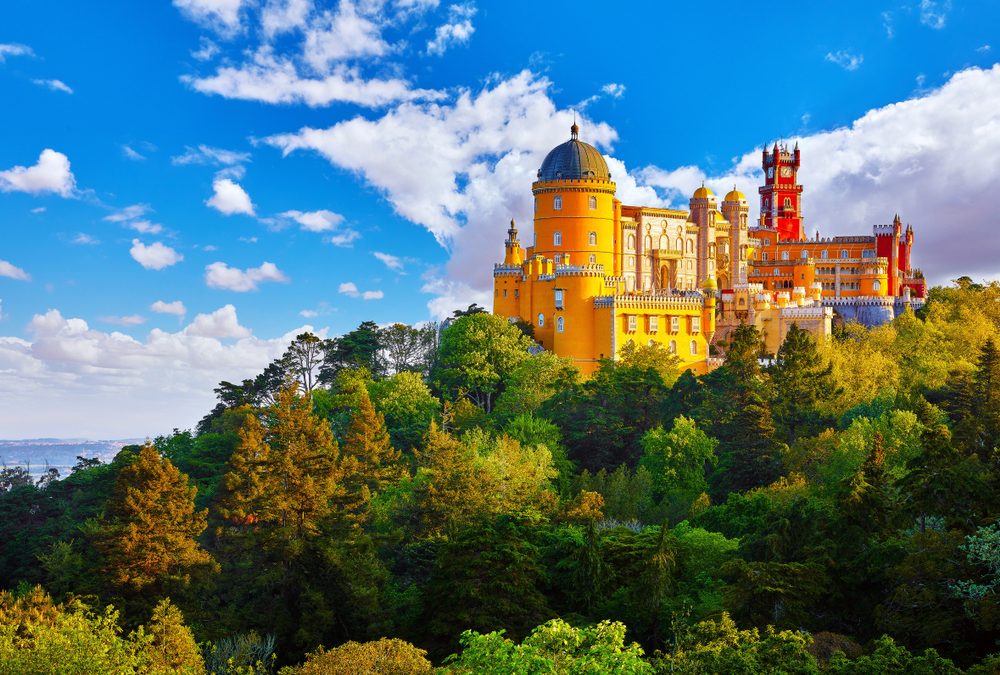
[
  {"left": 973, "top": 338, "right": 1000, "bottom": 460},
  {"left": 770, "top": 324, "right": 840, "bottom": 444}
]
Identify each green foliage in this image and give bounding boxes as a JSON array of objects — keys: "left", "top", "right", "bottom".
[
  {"left": 279, "top": 637, "right": 431, "bottom": 674},
  {"left": 770, "top": 324, "right": 840, "bottom": 444},
  {"left": 368, "top": 370, "right": 440, "bottom": 452},
  {"left": 826, "top": 635, "right": 961, "bottom": 674},
  {"left": 639, "top": 416, "right": 718, "bottom": 508}
]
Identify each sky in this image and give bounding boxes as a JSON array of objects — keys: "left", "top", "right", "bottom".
[{"left": 1, "top": 0, "right": 999, "bottom": 438}]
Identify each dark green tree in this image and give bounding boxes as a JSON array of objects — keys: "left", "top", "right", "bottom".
[{"left": 770, "top": 324, "right": 840, "bottom": 444}]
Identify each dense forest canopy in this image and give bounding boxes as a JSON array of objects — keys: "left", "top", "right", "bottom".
[{"left": 2, "top": 281, "right": 1000, "bottom": 673}]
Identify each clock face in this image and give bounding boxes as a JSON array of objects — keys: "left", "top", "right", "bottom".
[{"left": 780, "top": 166, "right": 793, "bottom": 177}]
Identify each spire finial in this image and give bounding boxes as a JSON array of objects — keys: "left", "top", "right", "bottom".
[{"left": 570, "top": 114, "right": 579, "bottom": 140}]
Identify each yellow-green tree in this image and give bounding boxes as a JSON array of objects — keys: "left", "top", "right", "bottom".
[
  {"left": 95, "top": 444, "right": 215, "bottom": 593},
  {"left": 280, "top": 638, "right": 432, "bottom": 675}
]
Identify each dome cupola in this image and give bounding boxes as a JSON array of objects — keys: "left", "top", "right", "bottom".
[{"left": 537, "top": 123, "right": 611, "bottom": 182}]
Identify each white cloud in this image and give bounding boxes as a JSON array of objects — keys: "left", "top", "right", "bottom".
[
  {"left": 151, "top": 300, "right": 187, "bottom": 316},
  {"left": 0, "top": 308, "right": 313, "bottom": 437},
  {"left": 191, "top": 36, "right": 220, "bottom": 61},
  {"left": 172, "top": 144, "right": 250, "bottom": 167},
  {"left": 173, "top": 0, "right": 246, "bottom": 34},
  {"left": 0, "top": 260, "right": 31, "bottom": 281},
  {"left": 261, "top": 0, "right": 313, "bottom": 38},
  {"left": 825, "top": 50, "right": 863, "bottom": 71},
  {"left": 338, "top": 281, "right": 382, "bottom": 300},
  {"left": 129, "top": 240, "right": 184, "bottom": 270},
  {"left": 104, "top": 204, "right": 150, "bottom": 222},
  {"left": 100, "top": 314, "right": 146, "bottom": 326},
  {"left": 279, "top": 208, "right": 343, "bottom": 231},
  {"left": 0, "top": 43, "right": 33, "bottom": 62},
  {"left": 426, "top": 3, "right": 476, "bottom": 56},
  {"left": 32, "top": 79, "right": 73, "bottom": 94},
  {"left": 373, "top": 251, "right": 404, "bottom": 271},
  {"left": 882, "top": 11, "right": 894, "bottom": 38},
  {"left": 182, "top": 47, "right": 441, "bottom": 107},
  {"left": 206, "top": 178, "right": 255, "bottom": 215},
  {"left": 977, "top": 44, "right": 991, "bottom": 54},
  {"left": 324, "top": 230, "right": 361, "bottom": 247},
  {"left": 125, "top": 220, "right": 164, "bottom": 235},
  {"left": 303, "top": 1, "right": 388, "bottom": 70},
  {"left": 637, "top": 65, "right": 1000, "bottom": 284},
  {"left": 31, "top": 207, "right": 46, "bottom": 214},
  {"left": 183, "top": 304, "right": 251, "bottom": 338},
  {"left": 919, "top": 0, "right": 951, "bottom": 29},
  {"left": 601, "top": 82, "right": 626, "bottom": 99},
  {"left": 122, "top": 145, "right": 146, "bottom": 161},
  {"left": 72, "top": 233, "right": 99, "bottom": 245},
  {"left": 299, "top": 308, "right": 319, "bottom": 318},
  {"left": 205, "top": 261, "right": 289, "bottom": 291},
  {"left": 0, "top": 149, "right": 76, "bottom": 197}
]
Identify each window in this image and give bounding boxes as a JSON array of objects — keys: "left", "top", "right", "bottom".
[
  {"left": 690, "top": 340, "right": 698, "bottom": 355},
  {"left": 554, "top": 254, "right": 561, "bottom": 264},
  {"left": 762, "top": 252, "right": 769, "bottom": 261},
  {"left": 627, "top": 315, "right": 637, "bottom": 332},
  {"left": 675, "top": 237, "right": 683, "bottom": 252},
  {"left": 627, "top": 234, "right": 636, "bottom": 250},
  {"left": 533, "top": 197, "right": 537, "bottom": 213},
  {"left": 660, "top": 235, "right": 668, "bottom": 249},
  {"left": 553, "top": 231, "right": 562, "bottom": 246},
  {"left": 686, "top": 239, "right": 694, "bottom": 253},
  {"left": 553, "top": 195, "right": 562, "bottom": 210},
  {"left": 644, "top": 235, "right": 652, "bottom": 250},
  {"left": 862, "top": 249, "right": 876, "bottom": 258},
  {"left": 781, "top": 251, "right": 789, "bottom": 261},
  {"left": 669, "top": 339, "right": 677, "bottom": 354},
  {"left": 763, "top": 238, "right": 771, "bottom": 246},
  {"left": 589, "top": 254, "right": 596, "bottom": 264},
  {"left": 763, "top": 197, "right": 769, "bottom": 209},
  {"left": 648, "top": 315, "right": 658, "bottom": 333},
  {"left": 671, "top": 316, "right": 680, "bottom": 333},
  {"left": 554, "top": 289, "right": 564, "bottom": 309},
  {"left": 588, "top": 231, "right": 597, "bottom": 246},
  {"left": 557, "top": 316, "right": 565, "bottom": 332},
  {"left": 873, "top": 280, "right": 881, "bottom": 292},
  {"left": 840, "top": 249, "right": 849, "bottom": 259},
  {"left": 503, "top": 289, "right": 507, "bottom": 298},
  {"left": 537, "top": 313, "right": 544, "bottom": 327},
  {"left": 692, "top": 316, "right": 701, "bottom": 333},
  {"left": 627, "top": 256, "right": 635, "bottom": 269},
  {"left": 588, "top": 196, "right": 597, "bottom": 210},
  {"left": 821, "top": 249, "right": 829, "bottom": 259},
  {"left": 514, "top": 289, "right": 519, "bottom": 298},
  {"left": 784, "top": 197, "right": 791, "bottom": 208},
  {"left": 801, "top": 250, "right": 808, "bottom": 258}
]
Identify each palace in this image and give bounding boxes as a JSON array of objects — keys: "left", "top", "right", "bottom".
[{"left": 492, "top": 125, "right": 926, "bottom": 374}]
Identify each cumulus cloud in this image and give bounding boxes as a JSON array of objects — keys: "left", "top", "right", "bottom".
[
  {"left": 130, "top": 239, "right": 184, "bottom": 270},
  {"left": 261, "top": 0, "right": 313, "bottom": 37},
  {"left": 183, "top": 48, "right": 441, "bottom": 107},
  {"left": 32, "top": 79, "right": 73, "bottom": 94},
  {"left": 205, "top": 261, "right": 289, "bottom": 291},
  {"left": 151, "top": 300, "right": 187, "bottom": 316},
  {"left": 0, "top": 308, "right": 311, "bottom": 437},
  {"left": 637, "top": 65, "right": 1000, "bottom": 283},
  {"left": 206, "top": 178, "right": 255, "bottom": 215},
  {"left": 0, "top": 43, "right": 33, "bottom": 62},
  {"left": 104, "top": 204, "right": 150, "bottom": 222},
  {"left": 338, "top": 281, "right": 383, "bottom": 300},
  {"left": 426, "top": 3, "right": 476, "bottom": 56},
  {"left": 173, "top": 0, "right": 246, "bottom": 34},
  {"left": 919, "top": 0, "right": 951, "bottom": 29},
  {"left": 279, "top": 208, "right": 343, "bottom": 231},
  {"left": 0, "top": 260, "right": 31, "bottom": 281},
  {"left": 373, "top": 251, "right": 404, "bottom": 271},
  {"left": 299, "top": 308, "right": 319, "bottom": 318},
  {"left": 191, "top": 36, "right": 220, "bottom": 61},
  {"left": 601, "top": 82, "right": 626, "bottom": 99},
  {"left": 362, "top": 290, "right": 384, "bottom": 300},
  {"left": 303, "top": 0, "right": 389, "bottom": 70},
  {"left": 183, "top": 304, "right": 251, "bottom": 338},
  {"left": 825, "top": 50, "right": 863, "bottom": 71},
  {"left": 100, "top": 314, "right": 146, "bottom": 326},
  {"left": 0, "top": 149, "right": 76, "bottom": 197}
]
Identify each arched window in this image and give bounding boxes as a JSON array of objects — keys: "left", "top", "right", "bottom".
[
  {"left": 675, "top": 237, "right": 683, "bottom": 251},
  {"left": 537, "top": 313, "right": 545, "bottom": 327},
  {"left": 840, "top": 249, "right": 849, "bottom": 259},
  {"left": 763, "top": 197, "right": 769, "bottom": 209},
  {"left": 801, "top": 250, "right": 808, "bottom": 258},
  {"left": 588, "top": 231, "right": 597, "bottom": 246},
  {"left": 557, "top": 316, "right": 565, "bottom": 332},
  {"left": 686, "top": 239, "right": 694, "bottom": 254},
  {"left": 553, "top": 195, "right": 562, "bottom": 210},
  {"left": 762, "top": 252, "right": 769, "bottom": 261},
  {"left": 781, "top": 251, "right": 789, "bottom": 261},
  {"left": 627, "top": 234, "right": 635, "bottom": 250},
  {"left": 660, "top": 235, "right": 668, "bottom": 249},
  {"left": 669, "top": 340, "right": 677, "bottom": 354},
  {"left": 553, "top": 231, "right": 562, "bottom": 246},
  {"left": 588, "top": 196, "right": 597, "bottom": 210},
  {"left": 690, "top": 340, "right": 698, "bottom": 355},
  {"left": 784, "top": 197, "right": 791, "bottom": 208},
  {"left": 644, "top": 235, "right": 652, "bottom": 250},
  {"left": 873, "top": 280, "right": 881, "bottom": 292},
  {"left": 821, "top": 250, "right": 829, "bottom": 259}
]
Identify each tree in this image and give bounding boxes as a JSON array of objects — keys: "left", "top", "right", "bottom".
[
  {"left": 492, "top": 351, "right": 579, "bottom": 422},
  {"left": 379, "top": 323, "right": 436, "bottom": 376},
  {"left": 282, "top": 639, "right": 431, "bottom": 674},
  {"left": 973, "top": 338, "right": 1000, "bottom": 460},
  {"left": 282, "top": 332, "right": 325, "bottom": 397},
  {"left": 640, "top": 416, "right": 718, "bottom": 503},
  {"left": 434, "top": 313, "right": 534, "bottom": 412},
  {"left": 94, "top": 444, "right": 215, "bottom": 594},
  {"left": 144, "top": 599, "right": 206, "bottom": 674},
  {"left": 321, "top": 321, "right": 384, "bottom": 383},
  {"left": 369, "top": 371, "right": 441, "bottom": 452},
  {"left": 771, "top": 324, "right": 840, "bottom": 444}
]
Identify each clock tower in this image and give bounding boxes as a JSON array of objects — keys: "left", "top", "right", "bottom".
[{"left": 758, "top": 142, "right": 804, "bottom": 241}]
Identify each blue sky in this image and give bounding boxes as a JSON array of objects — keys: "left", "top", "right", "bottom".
[{"left": 2, "top": 0, "right": 999, "bottom": 438}]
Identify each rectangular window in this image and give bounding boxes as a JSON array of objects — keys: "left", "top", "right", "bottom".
[
  {"left": 503, "top": 289, "right": 507, "bottom": 298},
  {"left": 648, "top": 315, "right": 658, "bottom": 333},
  {"left": 671, "top": 316, "right": 680, "bottom": 333},
  {"left": 589, "top": 254, "right": 596, "bottom": 264},
  {"left": 627, "top": 315, "right": 637, "bottom": 332},
  {"left": 862, "top": 249, "right": 876, "bottom": 258},
  {"left": 554, "top": 289, "right": 564, "bottom": 310},
  {"left": 589, "top": 196, "right": 597, "bottom": 210},
  {"left": 514, "top": 289, "right": 519, "bottom": 298},
  {"left": 691, "top": 316, "right": 701, "bottom": 333}
]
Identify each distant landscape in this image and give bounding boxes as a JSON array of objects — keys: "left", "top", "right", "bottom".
[{"left": 0, "top": 439, "right": 139, "bottom": 477}]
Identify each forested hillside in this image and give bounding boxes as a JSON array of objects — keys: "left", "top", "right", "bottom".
[{"left": 2, "top": 278, "right": 1000, "bottom": 673}]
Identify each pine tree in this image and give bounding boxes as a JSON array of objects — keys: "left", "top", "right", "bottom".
[
  {"left": 95, "top": 444, "right": 215, "bottom": 594},
  {"left": 771, "top": 324, "right": 840, "bottom": 444},
  {"left": 143, "top": 599, "right": 206, "bottom": 675},
  {"left": 974, "top": 338, "right": 1000, "bottom": 460}
]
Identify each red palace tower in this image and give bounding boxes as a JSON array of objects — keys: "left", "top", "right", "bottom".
[{"left": 759, "top": 142, "right": 804, "bottom": 241}]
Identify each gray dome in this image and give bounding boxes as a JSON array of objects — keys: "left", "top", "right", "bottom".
[{"left": 537, "top": 124, "right": 611, "bottom": 182}]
